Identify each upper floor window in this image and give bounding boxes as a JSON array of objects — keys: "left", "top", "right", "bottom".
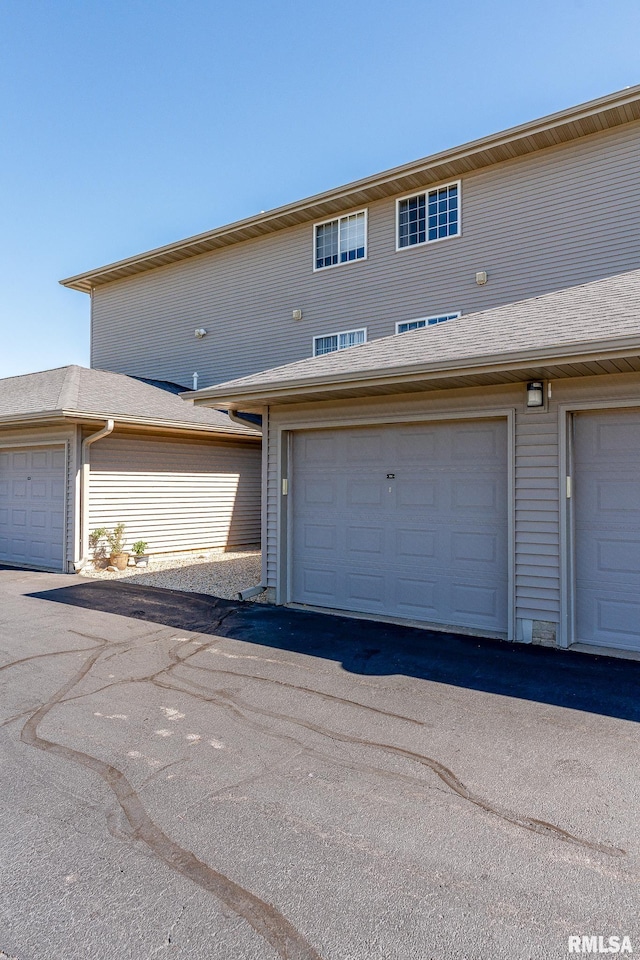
[
  {"left": 314, "top": 211, "right": 367, "bottom": 270},
  {"left": 396, "top": 312, "right": 460, "bottom": 334},
  {"left": 397, "top": 182, "right": 460, "bottom": 249},
  {"left": 313, "top": 327, "right": 367, "bottom": 356}
]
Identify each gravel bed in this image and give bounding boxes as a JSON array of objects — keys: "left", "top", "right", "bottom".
[{"left": 78, "top": 547, "right": 269, "bottom": 602}]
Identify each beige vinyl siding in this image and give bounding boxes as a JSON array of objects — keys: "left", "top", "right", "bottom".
[
  {"left": 87, "top": 433, "right": 261, "bottom": 555},
  {"left": 92, "top": 122, "right": 640, "bottom": 388},
  {"left": 0, "top": 425, "right": 78, "bottom": 569},
  {"left": 514, "top": 411, "right": 560, "bottom": 621}
]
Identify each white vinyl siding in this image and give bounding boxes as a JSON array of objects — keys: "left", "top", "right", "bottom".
[
  {"left": 87, "top": 434, "right": 261, "bottom": 555},
  {"left": 396, "top": 312, "right": 461, "bottom": 334}
]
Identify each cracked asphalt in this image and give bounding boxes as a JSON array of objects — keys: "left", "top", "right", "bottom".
[{"left": 1, "top": 566, "right": 639, "bottom": 960}]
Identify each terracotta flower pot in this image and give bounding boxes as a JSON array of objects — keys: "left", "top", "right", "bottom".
[{"left": 110, "top": 553, "right": 129, "bottom": 571}]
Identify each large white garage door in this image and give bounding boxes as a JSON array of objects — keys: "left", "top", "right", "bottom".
[
  {"left": 574, "top": 409, "right": 640, "bottom": 652},
  {"left": 0, "top": 446, "right": 66, "bottom": 570},
  {"left": 291, "top": 419, "right": 509, "bottom": 633}
]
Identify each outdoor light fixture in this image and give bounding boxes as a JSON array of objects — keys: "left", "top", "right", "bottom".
[
  {"left": 526, "top": 381, "right": 544, "bottom": 407},
  {"left": 475, "top": 271, "right": 488, "bottom": 285},
  {"left": 292, "top": 309, "right": 303, "bottom": 321},
  {"left": 194, "top": 328, "right": 207, "bottom": 339}
]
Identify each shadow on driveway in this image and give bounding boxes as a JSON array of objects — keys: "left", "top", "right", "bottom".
[{"left": 27, "top": 578, "right": 640, "bottom": 723}]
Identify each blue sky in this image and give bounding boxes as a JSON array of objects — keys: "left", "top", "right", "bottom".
[{"left": 1, "top": 0, "right": 639, "bottom": 378}]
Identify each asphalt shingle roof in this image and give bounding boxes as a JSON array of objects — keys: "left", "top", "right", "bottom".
[
  {"left": 0, "top": 366, "right": 258, "bottom": 437},
  {"left": 193, "top": 268, "right": 640, "bottom": 398}
]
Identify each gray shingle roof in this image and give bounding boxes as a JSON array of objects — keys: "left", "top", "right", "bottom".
[
  {"left": 190, "top": 268, "right": 640, "bottom": 401},
  {"left": 0, "top": 366, "right": 259, "bottom": 437}
]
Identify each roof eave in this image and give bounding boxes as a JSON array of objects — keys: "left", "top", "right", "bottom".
[
  {"left": 60, "top": 85, "right": 640, "bottom": 293},
  {"left": 0, "top": 409, "right": 259, "bottom": 439},
  {"left": 187, "top": 336, "right": 640, "bottom": 408}
]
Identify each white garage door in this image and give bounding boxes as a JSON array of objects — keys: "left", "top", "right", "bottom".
[
  {"left": 0, "top": 446, "right": 66, "bottom": 570},
  {"left": 574, "top": 409, "right": 640, "bottom": 652},
  {"left": 291, "top": 419, "right": 509, "bottom": 633}
]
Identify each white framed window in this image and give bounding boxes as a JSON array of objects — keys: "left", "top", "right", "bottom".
[
  {"left": 313, "top": 327, "right": 367, "bottom": 356},
  {"left": 314, "top": 211, "right": 367, "bottom": 271},
  {"left": 396, "top": 181, "right": 460, "bottom": 250},
  {"left": 395, "top": 312, "right": 461, "bottom": 334}
]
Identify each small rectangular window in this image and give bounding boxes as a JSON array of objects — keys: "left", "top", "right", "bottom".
[
  {"left": 395, "top": 312, "right": 460, "bottom": 334},
  {"left": 313, "top": 328, "right": 366, "bottom": 356},
  {"left": 314, "top": 212, "right": 367, "bottom": 270},
  {"left": 397, "top": 182, "right": 460, "bottom": 249}
]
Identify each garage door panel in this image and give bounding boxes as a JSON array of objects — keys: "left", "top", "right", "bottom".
[
  {"left": 596, "top": 479, "right": 640, "bottom": 513},
  {"left": 346, "top": 434, "right": 383, "bottom": 461},
  {"left": 292, "top": 420, "right": 508, "bottom": 632},
  {"left": 452, "top": 582, "right": 499, "bottom": 619},
  {"left": 303, "top": 523, "right": 337, "bottom": 551},
  {"left": 395, "top": 528, "right": 437, "bottom": 559},
  {"left": 575, "top": 410, "right": 640, "bottom": 650},
  {"left": 397, "top": 480, "right": 437, "bottom": 507},
  {"left": 451, "top": 530, "right": 498, "bottom": 563},
  {"left": 347, "top": 480, "right": 383, "bottom": 505},
  {"left": 346, "top": 525, "right": 385, "bottom": 556},
  {"left": 0, "top": 445, "right": 65, "bottom": 570},
  {"left": 452, "top": 427, "right": 500, "bottom": 460}
]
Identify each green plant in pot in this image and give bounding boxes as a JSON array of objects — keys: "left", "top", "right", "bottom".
[
  {"left": 132, "top": 540, "right": 149, "bottom": 566},
  {"left": 90, "top": 522, "right": 129, "bottom": 570}
]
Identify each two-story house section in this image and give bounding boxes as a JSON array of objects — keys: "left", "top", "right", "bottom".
[{"left": 61, "top": 86, "right": 640, "bottom": 389}]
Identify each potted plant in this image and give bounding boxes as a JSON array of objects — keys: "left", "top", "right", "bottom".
[
  {"left": 132, "top": 540, "right": 149, "bottom": 566},
  {"left": 104, "top": 522, "right": 128, "bottom": 570}
]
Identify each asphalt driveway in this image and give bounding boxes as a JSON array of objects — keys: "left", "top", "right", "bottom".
[{"left": 1, "top": 566, "right": 639, "bottom": 960}]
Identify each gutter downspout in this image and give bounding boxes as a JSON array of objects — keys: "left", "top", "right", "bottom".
[
  {"left": 228, "top": 407, "right": 262, "bottom": 433},
  {"left": 74, "top": 419, "right": 114, "bottom": 570}
]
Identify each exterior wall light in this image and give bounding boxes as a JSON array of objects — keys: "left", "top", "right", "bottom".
[
  {"left": 475, "top": 271, "right": 488, "bottom": 285},
  {"left": 526, "top": 381, "right": 544, "bottom": 407},
  {"left": 194, "top": 328, "right": 207, "bottom": 339},
  {"left": 292, "top": 309, "right": 303, "bottom": 321}
]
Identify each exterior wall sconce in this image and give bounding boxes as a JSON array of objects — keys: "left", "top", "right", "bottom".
[
  {"left": 292, "top": 309, "right": 303, "bottom": 321},
  {"left": 526, "top": 381, "right": 544, "bottom": 407},
  {"left": 475, "top": 271, "right": 488, "bottom": 285},
  {"left": 194, "top": 328, "right": 207, "bottom": 339}
]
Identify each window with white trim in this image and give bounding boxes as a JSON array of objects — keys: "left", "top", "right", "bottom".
[
  {"left": 313, "top": 328, "right": 366, "bottom": 356},
  {"left": 314, "top": 211, "right": 366, "bottom": 270},
  {"left": 397, "top": 182, "right": 460, "bottom": 249},
  {"left": 395, "top": 312, "right": 460, "bottom": 334}
]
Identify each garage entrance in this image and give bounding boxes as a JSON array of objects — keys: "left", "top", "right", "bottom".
[
  {"left": 290, "top": 418, "right": 509, "bottom": 634},
  {"left": 574, "top": 408, "right": 640, "bottom": 652},
  {"left": 0, "top": 445, "right": 66, "bottom": 570}
]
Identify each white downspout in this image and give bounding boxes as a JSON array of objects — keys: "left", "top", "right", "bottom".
[{"left": 74, "top": 419, "right": 114, "bottom": 570}]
